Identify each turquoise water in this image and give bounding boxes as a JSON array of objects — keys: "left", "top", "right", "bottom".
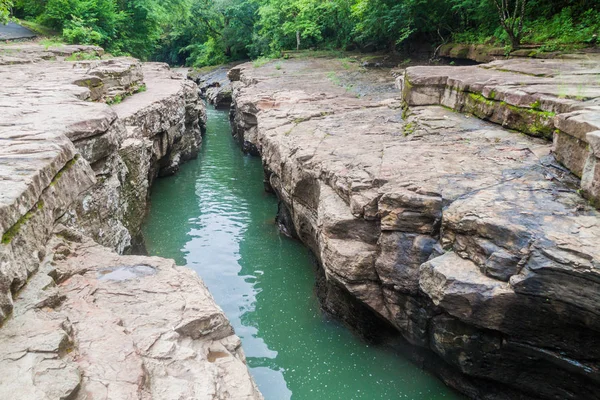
[{"left": 142, "top": 106, "right": 463, "bottom": 400}]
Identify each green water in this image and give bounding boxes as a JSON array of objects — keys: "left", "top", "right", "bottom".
[{"left": 142, "top": 106, "right": 463, "bottom": 400}]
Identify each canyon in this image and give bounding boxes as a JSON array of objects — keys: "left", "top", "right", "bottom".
[
  {"left": 1, "top": 38, "right": 599, "bottom": 399},
  {"left": 228, "top": 54, "right": 600, "bottom": 399}
]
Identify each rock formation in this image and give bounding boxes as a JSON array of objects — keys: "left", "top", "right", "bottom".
[
  {"left": 436, "top": 43, "right": 594, "bottom": 63},
  {"left": 229, "top": 56, "right": 600, "bottom": 399},
  {"left": 399, "top": 56, "right": 600, "bottom": 207},
  {"left": 0, "top": 43, "right": 261, "bottom": 399},
  {"left": 0, "top": 227, "right": 261, "bottom": 399},
  {"left": 189, "top": 65, "right": 236, "bottom": 108}
]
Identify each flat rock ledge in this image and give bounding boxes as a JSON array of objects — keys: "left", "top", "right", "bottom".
[
  {"left": 229, "top": 57, "right": 600, "bottom": 399},
  {"left": 437, "top": 43, "right": 597, "bottom": 63},
  {"left": 0, "top": 43, "right": 260, "bottom": 399},
  {"left": 399, "top": 55, "right": 600, "bottom": 207}
]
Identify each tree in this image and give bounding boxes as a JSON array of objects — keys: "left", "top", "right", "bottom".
[
  {"left": 1, "top": 0, "right": 13, "bottom": 24},
  {"left": 492, "top": 0, "right": 527, "bottom": 49}
]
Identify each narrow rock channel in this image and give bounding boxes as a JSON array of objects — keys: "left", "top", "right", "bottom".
[{"left": 142, "top": 105, "right": 463, "bottom": 399}]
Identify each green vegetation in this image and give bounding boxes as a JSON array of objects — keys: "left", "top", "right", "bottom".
[
  {"left": 18, "top": 18, "right": 58, "bottom": 36},
  {"left": 106, "top": 84, "right": 145, "bottom": 105},
  {"left": 107, "top": 94, "right": 124, "bottom": 105},
  {"left": 0, "top": 0, "right": 11, "bottom": 24},
  {"left": 403, "top": 122, "right": 416, "bottom": 136},
  {"left": 252, "top": 56, "right": 271, "bottom": 68},
  {"left": 134, "top": 83, "right": 147, "bottom": 93},
  {"left": 327, "top": 71, "right": 341, "bottom": 86},
  {"left": 5, "top": 0, "right": 598, "bottom": 65},
  {"left": 65, "top": 51, "right": 101, "bottom": 61},
  {"left": 39, "top": 38, "right": 65, "bottom": 48},
  {"left": 1, "top": 201, "right": 43, "bottom": 245},
  {"left": 463, "top": 91, "right": 556, "bottom": 139},
  {"left": 50, "top": 155, "right": 79, "bottom": 187}
]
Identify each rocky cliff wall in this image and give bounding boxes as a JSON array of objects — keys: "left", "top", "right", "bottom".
[
  {"left": 61, "top": 60, "right": 206, "bottom": 252},
  {"left": 229, "top": 57, "right": 600, "bottom": 399},
  {"left": 0, "top": 43, "right": 261, "bottom": 399}
]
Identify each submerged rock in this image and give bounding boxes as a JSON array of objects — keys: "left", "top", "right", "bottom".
[{"left": 229, "top": 56, "right": 600, "bottom": 399}]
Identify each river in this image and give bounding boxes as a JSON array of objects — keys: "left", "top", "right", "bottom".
[{"left": 141, "top": 105, "right": 463, "bottom": 400}]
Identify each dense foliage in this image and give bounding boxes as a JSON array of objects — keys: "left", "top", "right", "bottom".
[
  {"left": 9, "top": 0, "right": 600, "bottom": 65},
  {"left": 1, "top": 0, "right": 13, "bottom": 24}
]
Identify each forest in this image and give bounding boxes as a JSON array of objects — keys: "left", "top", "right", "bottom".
[{"left": 1, "top": 0, "right": 599, "bottom": 66}]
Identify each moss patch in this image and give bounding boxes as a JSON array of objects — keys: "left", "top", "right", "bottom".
[
  {"left": 134, "top": 84, "right": 147, "bottom": 94},
  {"left": 106, "top": 82, "right": 145, "bottom": 105},
  {"left": 468, "top": 92, "right": 495, "bottom": 106},
  {"left": 50, "top": 155, "right": 79, "bottom": 187},
  {"left": 3, "top": 155, "right": 80, "bottom": 244},
  {"left": 530, "top": 100, "right": 542, "bottom": 110},
  {"left": 106, "top": 94, "right": 124, "bottom": 105},
  {"left": 403, "top": 122, "right": 416, "bottom": 136},
  {"left": 464, "top": 91, "right": 555, "bottom": 139},
  {"left": 401, "top": 77, "right": 413, "bottom": 102},
  {"left": 2, "top": 201, "right": 44, "bottom": 245}
]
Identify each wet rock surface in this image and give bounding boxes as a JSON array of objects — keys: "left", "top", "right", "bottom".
[
  {"left": 229, "top": 56, "right": 600, "bottom": 399},
  {"left": 0, "top": 43, "right": 260, "bottom": 398}
]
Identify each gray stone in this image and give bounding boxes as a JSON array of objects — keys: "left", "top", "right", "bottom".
[
  {"left": 229, "top": 55, "right": 600, "bottom": 399},
  {"left": 401, "top": 57, "right": 600, "bottom": 207},
  {"left": 0, "top": 44, "right": 260, "bottom": 399},
  {"left": 0, "top": 231, "right": 262, "bottom": 400}
]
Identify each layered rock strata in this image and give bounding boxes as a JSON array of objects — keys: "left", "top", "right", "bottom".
[
  {"left": 0, "top": 43, "right": 104, "bottom": 65},
  {"left": 437, "top": 43, "right": 585, "bottom": 63},
  {"left": 229, "top": 57, "right": 600, "bottom": 399},
  {"left": 399, "top": 55, "right": 600, "bottom": 207},
  {"left": 68, "top": 61, "right": 206, "bottom": 251},
  {"left": 0, "top": 43, "right": 260, "bottom": 398}
]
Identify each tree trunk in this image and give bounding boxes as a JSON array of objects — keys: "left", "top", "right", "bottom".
[
  {"left": 296, "top": 30, "right": 300, "bottom": 51},
  {"left": 511, "top": 36, "right": 521, "bottom": 50},
  {"left": 492, "top": 0, "right": 527, "bottom": 51}
]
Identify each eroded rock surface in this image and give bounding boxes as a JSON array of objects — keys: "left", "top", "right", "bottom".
[
  {"left": 229, "top": 56, "right": 600, "bottom": 399},
  {"left": 0, "top": 228, "right": 261, "bottom": 400},
  {"left": 0, "top": 43, "right": 204, "bottom": 256},
  {"left": 66, "top": 61, "right": 206, "bottom": 250},
  {"left": 0, "top": 44, "right": 260, "bottom": 398}
]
